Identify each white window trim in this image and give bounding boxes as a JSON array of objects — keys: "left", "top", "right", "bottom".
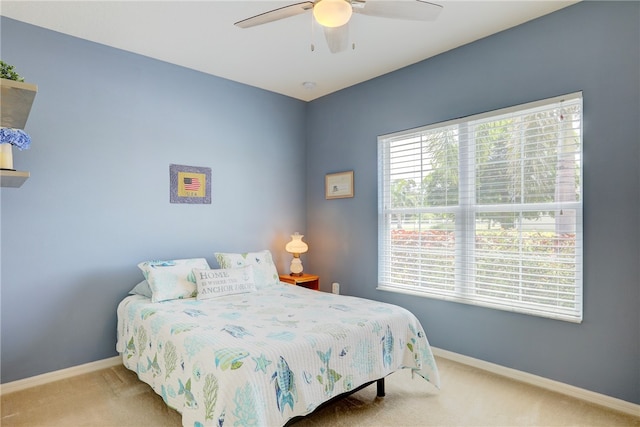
[{"left": 378, "top": 92, "right": 583, "bottom": 323}]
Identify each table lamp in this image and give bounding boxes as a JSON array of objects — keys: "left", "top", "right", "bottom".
[{"left": 285, "top": 232, "right": 308, "bottom": 276}]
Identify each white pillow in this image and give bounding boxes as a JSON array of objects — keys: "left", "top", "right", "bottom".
[
  {"left": 214, "top": 250, "right": 279, "bottom": 288},
  {"left": 138, "top": 258, "right": 210, "bottom": 302},
  {"left": 194, "top": 265, "right": 256, "bottom": 300}
]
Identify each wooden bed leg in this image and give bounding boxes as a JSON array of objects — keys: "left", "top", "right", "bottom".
[{"left": 376, "top": 378, "right": 385, "bottom": 397}]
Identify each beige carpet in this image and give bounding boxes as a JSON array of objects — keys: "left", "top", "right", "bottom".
[{"left": 2, "top": 357, "right": 638, "bottom": 427}]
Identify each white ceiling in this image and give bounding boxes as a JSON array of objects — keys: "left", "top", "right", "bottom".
[{"left": 1, "top": 1, "right": 579, "bottom": 101}]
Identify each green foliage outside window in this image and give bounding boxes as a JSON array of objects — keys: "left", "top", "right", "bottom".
[{"left": 389, "top": 106, "right": 581, "bottom": 230}]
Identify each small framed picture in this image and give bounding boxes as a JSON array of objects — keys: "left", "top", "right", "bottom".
[
  {"left": 170, "top": 164, "right": 211, "bottom": 204},
  {"left": 325, "top": 170, "right": 354, "bottom": 199}
]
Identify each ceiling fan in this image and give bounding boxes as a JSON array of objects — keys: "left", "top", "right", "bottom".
[{"left": 234, "top": 0, "right": 443, "bottom": 53}]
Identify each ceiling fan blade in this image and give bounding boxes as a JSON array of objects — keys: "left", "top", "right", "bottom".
[
  {"left": 235, "top": 1, "right": 314, "bottom": 28},
  {"left": 323, "top": 24, "right": 350, "bottom": 53},
  {"left": 353, "top": 0, "right": 443, "bottom": 21}
]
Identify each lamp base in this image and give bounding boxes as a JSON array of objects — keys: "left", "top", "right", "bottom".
[
  {"left": 289, "top": 256, "right": 304, "bottom": 277},
  {"left": 289, "top": 272, "right": 303, "bottom": 277}
]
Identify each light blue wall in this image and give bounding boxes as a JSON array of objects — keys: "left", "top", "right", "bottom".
[
  {"left": 0, "top": 17, "right": 307, "bottom": 382},
  {"left": 306, "top": 2, "right": 639, "bottom": 404}
]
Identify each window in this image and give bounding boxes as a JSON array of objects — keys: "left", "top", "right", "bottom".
[{"left": 378, "top": 93, "right": 583, "bottom": 322}]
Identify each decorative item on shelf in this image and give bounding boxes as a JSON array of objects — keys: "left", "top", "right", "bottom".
[
  {"left": 0, "top": 60, "right": 25, "bottom": 82},
  {"left": 0, "top": 127, "right": 31, "bottom": 170},
  {"left": 285, "top": 232, "right": 308, "bottom": 277}
]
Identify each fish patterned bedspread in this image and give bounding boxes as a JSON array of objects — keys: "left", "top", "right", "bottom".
[{"left": 116, "top": 282, "right": 440, "bottom": 427}]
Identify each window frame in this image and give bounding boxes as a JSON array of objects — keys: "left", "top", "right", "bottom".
[{"left": 377, "top": 92, "right": 583, "bottom": 323}]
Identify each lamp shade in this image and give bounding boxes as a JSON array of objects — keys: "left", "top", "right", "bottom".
[
  {"left": 313, "top": 0, "right": 352, "bottom": 28},
  {"left": 285, "top": 232, "right": 308, "bottom": 254}
]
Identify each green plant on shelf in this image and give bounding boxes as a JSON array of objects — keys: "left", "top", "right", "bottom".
[{"left": 0, "top": 60, "right": 25, "bottom": 82}]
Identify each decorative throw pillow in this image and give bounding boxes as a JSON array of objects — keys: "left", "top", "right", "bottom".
[
  {"left": 138, "top": 258, "right": 210, "bottom": 303},
  {"left": 214, "top": 250, "right": 279, "bottom": 288},
  {"left": 129, "top": 280, "right": 152, "bottom": 298},
  {"left": 193, "top": 265, "right": 256, "bottom": 300}
]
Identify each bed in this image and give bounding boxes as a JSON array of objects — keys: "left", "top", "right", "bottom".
[{"left": 116, "top": 253, "right": 440, "bottom": 427}]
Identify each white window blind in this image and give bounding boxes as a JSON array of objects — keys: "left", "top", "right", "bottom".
[{"left": 378, "top": 93, "right": 583, "bottom": 322}]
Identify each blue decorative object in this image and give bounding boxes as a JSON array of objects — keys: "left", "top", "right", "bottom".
[{"left": 0, "top": 127, "right": 31, "bottom": 150}]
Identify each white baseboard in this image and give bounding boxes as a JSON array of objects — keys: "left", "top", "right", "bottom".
[
  {"left": 432, "top": 347, "right": 640, "bottom": 418},
  {"left": 2, "top": 350, "right": 639, "bottom": 418},
  {"left": 0, "top": 356, "right": 121, "bottom": 396}
]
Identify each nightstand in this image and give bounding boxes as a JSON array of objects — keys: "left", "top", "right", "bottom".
[{"left": 279, "top": 273, "right": 319, "bottom": 291}]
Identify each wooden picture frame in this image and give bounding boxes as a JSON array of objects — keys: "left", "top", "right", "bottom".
[
  {"left": 170, "top": 164, "right": 211, "bottom": 204},
  {"left": 325, "top": 170, "right": 354, "bottom": 199}
]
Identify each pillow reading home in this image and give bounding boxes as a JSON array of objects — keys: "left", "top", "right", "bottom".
[{"left": 194, "top": 265, "right": 256, "bottom": 300}]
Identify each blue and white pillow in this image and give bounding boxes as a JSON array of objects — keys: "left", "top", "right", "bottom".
[
  {"left": 138, "top": 258, "right": 210, "bottom": 302},
  {"left": 214, "top": 250, "right": 279, "bottom": 288}
]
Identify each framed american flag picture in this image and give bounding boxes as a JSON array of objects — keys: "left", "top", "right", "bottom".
[{"left": 170, "top": 164, "right": 211, "bottom": 204}]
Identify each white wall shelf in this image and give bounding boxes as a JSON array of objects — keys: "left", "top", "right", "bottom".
[
  {"left": 1, "top": 78, "right": 38, "bottom": 129},
  {"left": 0, "top": 170, "right": 30, "bottom": 188}
]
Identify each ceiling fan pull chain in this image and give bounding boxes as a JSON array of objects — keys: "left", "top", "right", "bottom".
[{"left": 310, "top": 12, "right": 316, "bottom": 52}]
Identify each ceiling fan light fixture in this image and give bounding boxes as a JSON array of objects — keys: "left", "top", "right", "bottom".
[{"left": 313, "top": 0, "right": 352, "bottom": 28}]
